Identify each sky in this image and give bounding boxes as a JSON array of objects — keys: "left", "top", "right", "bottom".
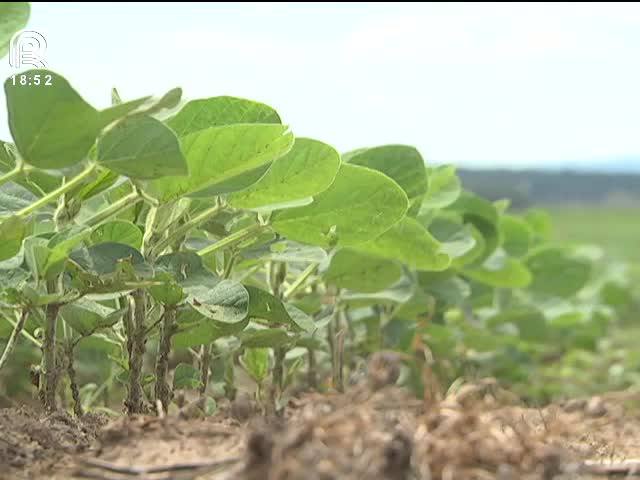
[{"left": 2, "top": 2, "right": 640, "bottom": 170}]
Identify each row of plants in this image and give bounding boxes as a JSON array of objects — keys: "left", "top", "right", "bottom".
[{"left": 0, "top": 3, "right": 637, "bottom": 413}]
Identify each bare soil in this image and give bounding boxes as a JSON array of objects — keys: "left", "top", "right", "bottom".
[{"left": 2, "top": 384, "right": 640, "bottom": 480}]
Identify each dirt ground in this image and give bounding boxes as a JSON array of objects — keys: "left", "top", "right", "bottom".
[{"left": 2, "top": 382, "right": 640, "bottom": 480}]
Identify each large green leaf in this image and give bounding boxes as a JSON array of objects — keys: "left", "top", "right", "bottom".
[
  {"left": 271, "top": 163, "right": 408, "bottom": 248},
  {"left": 0, "top": 3, "right": 29, "bottom": 58},
  {"left": 5, "top": 70, "right": 101, "bottom": 168},
  {"left": 355, "top": 217, "right": 450, "bottom": 271},
  {"left": 188, "top": 279, "right": 249, "bottom": 325},
  {"left": 90, "top": 220, "right": 142, "bottom": 249},
  {"left": 69, "top": 242, "right": 145, "bottom": 275},
  {"left": 463, "top": 249, "right": 531, "bottom": 288},
  {"left": 525, "top": 246, "right": 591, "bottom": 297},
  {"left": 239, "top": 328, "right": 293, "bottom": 349},
  {"left": 323, "top": 248, "right": 402, "bottom": 293},
  {"left": 245, "top": 286, "right": 315, "bottom": 332},
  {"left": 0, "top": 215, "right": 26, "bottom": 261},
  {"left": 0, "top": 181, "right": 38, "bottom": 215},
  {"left": 146, "top": 124, "right": 293, "bottom": 202},
  {"left": 60, "top": 298, "right": 124, "bottom": 337},
  {"left": 344, "top": 145, "right": 428, "bottom": 199},
  {"left": 167, "top": 96, "right": 281, "bottom": 137},
  {"left": 97, "top": 115, "right": 187, "bottom": 179},
  {"left": 229, "top": 138, "right": 340, "bottom": 210}
]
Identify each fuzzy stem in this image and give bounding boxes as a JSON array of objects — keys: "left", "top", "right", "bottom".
[
  {"left": 196, "top": 223, "right": 264, "bottom": 257},
  {"left": 307, "top": 347, "right": 317, "bottom": 390},
  {"left": 198, "top": 344, "right": 211, "bottom": 398},
  {"left": 151, "top": 203, "right": 223, "bottom": 257},
  {"left": 0, "top": 309, "right": 29, "bottom": 371},
  {"left": 66, "top": 343, "right": 83, "bottom": 417},
  {"left": 154, "top": 307, "right": 176, "bottom": 412},
  {"left": 0, "top": 166, "right": 22, "bottom": 188},
  {"left": 283, "top": 263, "right": 318, "bottom": 300},
  {"left": 84, "top": 191, "right": 142, "bottom": 227},
  {"left": 41, "top": 280, "right": 60, "bottom": 412},
  {"left": 17, "top": 163, "right": 96, "bottom": 218},
  {"left": 125, "top": 289, "right": 147, "bottom": 414}
]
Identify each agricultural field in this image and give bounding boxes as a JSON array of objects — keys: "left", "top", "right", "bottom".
[{"left": 1, "top": 4, "right": 640, "bottom": 480}]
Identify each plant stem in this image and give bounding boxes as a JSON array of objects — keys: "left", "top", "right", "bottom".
[
  {"left": 41, "top": 280, "right": 60, "bottom": 412},
  {"left": 84, "top": 190, "right": 142, "bottom": 227},
  {"left": 2, "top": 313, "right": 40, "bottom": 347},
  {"left": 154, "top": 307, "right": 176, "bottom": 412},
  {"left": 0, "top": 166, "right": 22, "bottom": 188},
  {"left": 16, "top": 163, "right": 97, "bottom": 218},
  {"left": 283, "top": 263, "right": 318, "bottom": 300},
  {"left": 151, "top": 203, "right": 223, "bottom": 257},
  {"left": 197, "top": 223, "right": 264, "bottom": 257},
  {"left": 0, "top": 309, "right": 29, "bottom": 371},
  {"left": 125, "top": 289, "right": 147, "bottom": 414},
  {"left": 307, "top": 348, "right": 317, "bottom": 390},
  {"left": 66, "top": 343, "right": 83, "bottom": 417},
  {"left": 198, "top": 344, "right": 211, "bottom": 398}
]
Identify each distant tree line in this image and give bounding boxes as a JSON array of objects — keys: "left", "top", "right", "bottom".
[{"left": 458, "top": 169, "right": 640, "bottom": 208}]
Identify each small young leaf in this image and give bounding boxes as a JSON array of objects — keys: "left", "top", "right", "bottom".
[
  {"left": 240, "top": 348, "right": 270, "bottom": 383},
  {"left": 0, "top": 215, "right": 26, "bottom": 261},
  {"left": 421, "top": 165, "right": 461, "bottom": 209},
  {"left": 463, "top": 249, "right": 532, "bottom": 288},
  {"left": 245, "top": 286, "right": 315, "bottom": 333}
]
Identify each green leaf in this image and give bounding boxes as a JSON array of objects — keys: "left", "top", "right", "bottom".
[
  {"left": 525, "top": 246, "right": 591, "bottom": 297},
  {"left": 189, "top": 279, "right": 249, "bottom": 325},
  {"left": 0, "top": 215, "right": 26, "bottom": 261},
  {"left": 239, "top": 328, "right": 293, "bottom": 349},
  {"left": 167, "top": 96, "right": 281, "bottom": 137},
  {"left": 173, "top": 363, "right": 202, "bottom": 390},
  {"left": 189, "top": 164, "right": 271, "bottom": 197},
  {"left": 69, "top": 242, "right": 145, "bottom": 275},
  {"left": 0, "top": 2, "right": 29, "bottom": 58},
  {"left": 524, "top": 208, "right": 553, "bottom": 242},
  {"left": 97, "top": 115, "right": 187, "bottom": 179},
  {"left": 464, "top": 249, "right": 531, "bottom": 288},
  {"left": 172, "top": 305, "right": 249, "bottom": 348},
  {"left": 355, "top": 217, "right": 451, "bottom": 271},
  {"left": 5, "top": 70, "right": 101, "bottom": 168},
  {"left": 149, "top": 272, "right": 185, "bottom": 306},
  {"left": 240, "top": 348, "right": 270, "bottom": 383},
  {"left": 60, "top": 298, "right": 124, "bottom": 337},
  {"left": 43, "top": 225, "right": 92, "bottom": 277},
  {"left": 97, "top": 96, "right": 152, "bottom": 127},
  {"left": 0, "top": 141, "right": 62, "bottom": 195},
  {"left": 0, "top": 181, "right": 38, "bottom": 215},
  {"left": 446, "top": 191, "right": 499, "bottom": 264},
  {"left": 323, "top": 248, "right": 402, "bottom": 293},
  {"left": 419, "top": 273, "right": 470, "bottom": 306},
  {"left": 421, "top": 165, "right": 461, "bottom": 209},
  {"left": 245, "top": 286, "right": 315, "bottom": 333},
  {"left": 272, "top": 163, "right": 408, "bottom": 248},
  {"left": 428, "top": 217, "right": 477, "bottom": 263},
  {"left": 229, "top": 138, "right": 341, "bottom": 210},
  {"left": 344, "top": 145, "right": 428, "bottom": 199},
  {"left": 90, "top": 220, "right": 142, "bottom": 249},
  {"left": 146, "top": 124, "right": 294, "bottom": 202},
  {"left": 487, "top": 307, "right": 548, "bottom": 343},
  {"left": 500, "top": 215, "right": 532, "bottom": 257}
]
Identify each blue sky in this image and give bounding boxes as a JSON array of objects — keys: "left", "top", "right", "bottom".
[{"left": 2, "top": 2, "right": 640, "bottom": 169}]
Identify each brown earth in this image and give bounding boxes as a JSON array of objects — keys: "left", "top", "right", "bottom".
[{"left": 2, "top": 383, "right": 640, "bottom": 480}]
